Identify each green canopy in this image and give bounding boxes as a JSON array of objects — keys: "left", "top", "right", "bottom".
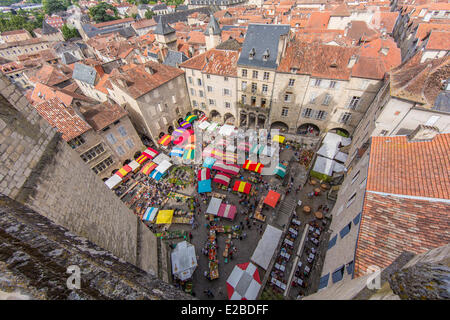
[{"left": 273, "top": 163, "right": 287, "bottom": 178}]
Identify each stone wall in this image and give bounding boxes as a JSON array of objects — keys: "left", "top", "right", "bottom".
[{"left": 0, "top": 74, "right": 159, "bottom": 276}]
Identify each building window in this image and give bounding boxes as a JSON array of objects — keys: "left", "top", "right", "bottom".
[
  {"left": 190, "top": 88, "right": 195, "bottom": 96},
  {"left": 242, "top": 69, "right": 247, "bottom": 77},
  {"left": 309, "top": 92, "right": 317, "bottom": 104},
  {"left": 302, "top": 108, "right": 313, "bottom": 118},
  {"left": 116, "top": 146, "right": 125, "bottom": 155},
  {"left": 322, "top": 94, "right": 332, "bottom": 106},
  {"left": 118, "top": 126, "right": 127, "bottom": 137},
  {"left": 263, "top": 72, "right": 269, "bottom": 80},
  {"left": 199, "top": 90, "right": 204, "bottom": 97},
  {"left": 288, "top": 79, "right": 295, "bottom": 86},
  {"left": 261, "top": 98, "right": 266, "bottom": 108},
  {"left": 281, "top": 108, "right": 288, "bottom": 116},
  {"left": 206, "top": 74, "right": 210, "bottom": 79},
  {"left": 332, "top": 266, "right": 345, "bottom": 283},
  {"left": 224, "top": 76, "right": 228, "bottom": 81},
  {"left": 68, "top": 136, "right": 86, "bottom": 149},
  {"left": 188, "top": 76, "right": 193, "bottom": 84},
  {"left": 348, "top": 96, "right": 360, "bottom": 110},
  {"left": 201, "top": 102, "right": 206, "bottom": 109},
  {"left": 340, "top": 222, "right": 352, "bottom": 239},
  {"left": 251, "top": 96, "right": 256, "bottom": 106},
  {"left": 106, "top": 133, "right": 117, "bottom": 144},
  {"left": 80, "top": 144, "right": 105, "bottom": 162},
  {"left": 329, "top": 81, "right": 337, "bottom": 88},
  {"left": 346, "top": 192, "right": 357, "bottom": 207},
  {"left": 193, "top": 100, "right": 198, "bottom": 107},
  {"left": 252, "top": 70, "right": 258, "bottom": 79},
  {"left": 284, "top": 94, "right": 291, "bottom": 102},
  {"left": 340, "top": 112, "right": 352, "bottom": 124},
  {"left": 314, "top": 79, "right": 321, "bottom": 87},
  {"left": 208, "top": 99, "right": 215, "bottom": 105},
  {"left": 262, "top": 84, "right": 268, "bottom": 94},
  {"left": 125, "top": 139, "right": 134, "bottom": 149},
  {"left": 241, "top": 81, "right": 247, "bottom": 91},
  {"left": 207, "top": 86, "right": 213, "bottom": 92},
  {"left": 351, "top": 171, "right": 360, "bottom": 184},
  {"left": 92, "top": 156, "right": 113, "bottom": 174},
  {"left": 251, "top": 83, "right": 257, "bottom": 93},
  {"left": 328, "top": 235, "right": 337, "bottom": 250},
  {"left": 380, "top": 129, "right": 388, "bottom": 136},
  {"left": 225, "top": 102, "right": 231, "bottom": 108},
  {"left": 315, "top": 110, "right": 327, "bottom": 120},
  {"left": 223, "top": 88, "right": 231, "bottom": 96},
  {"left": 197, "top": 78, "right": 202, "bottom": 86},
  {"left": 241, "top": 95, "right": 246, "bottom": 104}
]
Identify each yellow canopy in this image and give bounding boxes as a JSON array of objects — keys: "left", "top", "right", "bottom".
[
  {"left": 155, "top": 210, "right": 174, "bottom": 224},
  {"left": 273, "top": 135, "right": 285, "bottom": 143}
]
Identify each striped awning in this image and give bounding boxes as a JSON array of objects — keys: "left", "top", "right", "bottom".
[
  {"left": 233, "top": 181, "right": 251, "bottom": 194},
  {"left": 180, "top": 121, "right": 192, "bottom": 129},
  {"left": 213, "top": 172, "right": 231, "bottom": 186},
  {"left": 142, "top": 147, "right": 158, "bottom": 159},
  {"left": 185, "top": 114, "right": 198, "bottom": 123},
  {"left": 141, "top": 161, "right": 157, "bottom": 175},
  {"left": 158, "top": 134, "right": 171, "bottom": 146},
  {"left": 116, "top": 164, "right": 132, "bottom": 178},
  {"left": 243, "top": 160, "right": 264, "bottom": 174},
  {"left": 198, "top": 168, "right": 211, "bottom": 181},
  {"left": 143, "top": 207, "right": 158, "bottom": 222}
]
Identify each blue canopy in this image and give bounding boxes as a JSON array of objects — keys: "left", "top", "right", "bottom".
[
  {"left": 198, "top": 179, "right": 212, "bottom": 193},
  {"left": 150, "top": 169, "right": 164, "bottom": 181},
  {"left": 143, "top": 207, "right": 158, "bottom": 222},
  {"left": 169, "top": 147, "right": 184, "bottom": 157},
  {"left": 202, "top": 157, "right": 216, "bottom": 169}
]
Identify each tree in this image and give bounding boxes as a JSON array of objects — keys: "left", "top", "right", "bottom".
[
  {"left": 43, "top": 0, "right": 67, "bottom": 14},
  {"left": 89, "top": 3, "right": 119, "bottom": 23},
  {"left": 61, "top": 24, "right": 80, "bottom": 40},
  {"left": 144, "top": 9, "right": 154, "bottom": 20}
]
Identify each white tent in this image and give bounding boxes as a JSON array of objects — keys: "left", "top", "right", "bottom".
[
  {"left": 155, "top": 159, "right": 172, "bottom": 173},
  {"left": 207, "top": 122, "right": 219, "bottom": 132},
  {"left": 251, "top": 225, "right": 282, "bottom": 270},
  {"left": 198, "top": 121, "right": 210, "bottom": 130},
  {"left": 171, "top": 241, "right": 197, "bottom": 281},
  {"left": 317, "top": 133, "right": 341, "bottom": 159},
  {"left": 105, "top": 174, "right": 122, "bottom": 189},
  {"left": 226, "top": 145, "right": 237, "bottom": 152},
  {"left": 260, "top": 145, "right": 277, "bottom": 157},
  {"left": 334, "top": 151, "right": 348, "bottom": 163},
  {"left": 206, "top": 197, "right": 222, "bottom": 215},
  {"left": 219, "top": 124, "right": 236, "bottom": 136},
  {"left": 312, "top": 156, "right": 335, "bottom": 176},
  {"left": 153, "top": 153, "right": 171, "bottom": 165},
  {"left": 128, "top": 160, "right": 141, "bottom": 171}
]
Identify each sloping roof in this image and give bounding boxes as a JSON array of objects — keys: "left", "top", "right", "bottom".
[
  {"left": 42, "top": 20, "right": 58, "bottom": 35},
  {"left": 94, "top": 17, "right": 134, "bottom": 29},
  {"left": 61, "top": 52, "right": 79, "bottom": 65},
  {"left": 32, "top": 64, "right": 70, "bottom": 86},
  {"left": 34, "top": 97, "right": 92, "bottom": 141},
  {"left": 216, "top": 38, "right": 242, "bottom": 50},
  {"left": 154, "top": 18, "right": 175, "bottom": 35},
  {"left": 80, "top": 101, "right": 128, "bottom": 131},
  {"left": 163, "top": 50, "right": 188, "bottom": 67},
  {"left": 237, "top": 24, "right": 290, "bottom": 70},
  {"left": 204, "top": 14, "right": 221, "bottom": 36},
  {"left": 180, "top": 48, "right": 239, "bottom": 76},
  {"left": 425, "top": 31, "right": 450, "bottom": 51},
  {"left": 330, "top": 3, "right": 351, "bottom": 17},
  {"left": 72, "top": 63, "right": 97, "bottom": 86}
]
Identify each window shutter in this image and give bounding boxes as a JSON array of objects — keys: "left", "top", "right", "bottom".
[
  {"left": 346, "top": 261, "right": 355, "bottom": 276},
  {"left": 301, "top": 108, "right": 306, "bottom": 117},
  {"left": 332, "top": 266, "right": 345, "bottom": 283},
  {"left": 318, "top": 273, "right": 330, "bottom": 290},
  {"left": 327, "top": 234, "right": 337, "bottom": 250},
  {"left": 340, "top": 223, "right": 351, "bottom": 239},
  {"left": 353, "top": 212, "right": 362, "bottom": 225}
]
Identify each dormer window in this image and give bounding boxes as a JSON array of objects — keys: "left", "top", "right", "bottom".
[
  {"left": 290, "top": 67, "right": 298, "bottom": 73},
  {"left": 262, "top": 49, "right": 270, "bottom": 61},
  {"left": 249, "top": 48, "right": 255, "bottom": 60}
]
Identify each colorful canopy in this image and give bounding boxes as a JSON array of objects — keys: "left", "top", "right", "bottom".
[
  {"left": 226, "top": 262, "right": 261, "bottom": 300},
  {"left": 116, "top": 164, "right": 132, "bottom": 178},
  {"left": 199, "top": 115, "right": 208, "bottom": 122},
  {"left": 158, "top": 134, "right": 171, "bottom": 146},
  {"left": 218, "top": 203, "right": 237, "bottom": 220},
  {"left": 143, "top": 207, "right": 158, "bottom": 222},
  {"left": 203, "top": 157, "right": 216, "bottom": 169},
  {"left": 206, "top": 197, "right": 222, "bottom": 215},
  {"left": 150, "top": 169, "right": 164, "bottom": 181},
  {"left": 155, "top": 160, "right": 172, "bottom": 173},
  {"left": 172, "top": 136, "right": 184, "bottom": 145},
  {"left": 183, "top": 148, "right": 195, "bottom": 160},
  {"left": 185, "top": 114, "right": 198, "bottom": 123},
  {"left": 273, "top": 163, "right": 287, "bottom": 178},
  {"left": 198, "top": 179, "right": 212, "bottom": 193},
  {"left": 263, "top": 190, "right": 281, "bottom": 208},
  {"left": 237, "top": 142, "right": 251, "bottom": 152},
  {"left": 243, "top": 160, "right": 264, "bottom": 174},
  {"left": 141, "top": 161, "right": 157, "bottom": 175},
  {"left": 142, "top": 147, "right": 158, "bottom": 159},
  {"left": 223, "top": 152, "right": 237, "bottom": 164},
  {"left": 198, "top": 121, "right": 210, "bottom": 130},
  {"left": 180, "top": 121, "right": 192, "bottom": 129},
  {"left": 136, "top": 153, "right": 149, "bottom": 164},
  {"left": 198, "top": 168, "right": 211, "bottom": 181},
  {"left": 213, "top": 172, "right": 231, "bottom": 186},
  {"left": 155, "top": 210, "right": 174, "bottom": 224},
  {"left": 233, "top": 181, "right": 251, "bottom": 194},
  {"left": 169, "top": 147, "right": 184, "bottom": 157},
  {"left": 172, "top": 127, "right": 186, "bottom": 137},
  {"left": 272, "top": 135, "right": 285, "bottom": 143},
  {"left": 128, "top": 160, "right": 141, "bottom": 172},
  {"left": 250, "top": 144, "right": 264, "bottom": 155},
  {"left": 212, "top": 162, "right": 240, "bottom": 175}
]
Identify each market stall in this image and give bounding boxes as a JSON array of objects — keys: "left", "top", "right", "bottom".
[
  {"left": 153, "top": 153, "right": 171, "bottom": 165},
  {"left": 251, "top": 225, "right": 283, "bottom": 270},
  {"left": 172, "top": 127, "right": 186, "bottom": 137},
  {"left": 272, "top": 135, "right": 285, "bottom": 144},
  {"left": 218, "top": 124, "right": 236, "bottom": 136},
  {"left": 185, "top": 114, "right": 198, "bottom": 123},
  {"left": 141, "top": 161, "right": 157, "bottom": 175},
  {"left": 273, "top": 163, "right": 287, "bottom": 178},
  {"left": 171, "top": 241, "right": 197, "bottom": 281},
  {"left": 213, "top": 172, "right": 231, "bottom": 186},
  {"left": 142, "top": 147, "right": 159, "bottom": 159},
  {"left": 212, "top": 162, "right": 240, "bottom": 175},
  {"left": 203, "top": 157, "right": 216, "bottom": 169},
  {"left": 183, "top": 148, "right": 195, "bottom": 160},
  {"left": 105, "top": 174, "right": 122, "bottom": 189},
  {"left": 155, "top": 210, "right": 174, "bottom": 224},
  {"left": 142, "top": 207, "right": 158, "bottom": 222},
  {"left": 198, "top": 121, "right": 210, "bottom": 130},
  {"left": 180, "top": 121, "right": 192, "bottom": 129},
  {"left": 169, "top": 147, "right": 184, "bottom": 157},
  {"left": 242, "top": 160, "right": 264, "bottom": 174},
  {"left": 233, "top": 181, "right": 252, "bottom": 194},
  {"left": 198, "top": 179, "right": 212, "bottom": 193},
  {"left": 263, "top": 190, "right": 281, "bottom": 208},
  {"left": 250, "top": 144, "right": 264, "bottom": 155},
  {"left": 158, "top": 134, "right": 171, "bottom": 146},
  {"left": 226, "top": 262, "right": 261, "bottom": 300},
  {"left": 128, "top": 160, "right": 141, "bottom": 173},
  {"left": 116, "top": 164, "right": 132, "bottom": 178},
  {"left": 150, "top": 169, "right": 165, "bottom": 181},
  {"left": 206, "top": 197, "right": 223, "bottom": 216},
  {"left": 198, "top": 168, "right": 211, "bottom": 181},
  {"left": 155, "top": 159, "right": 172, "bottom": 174},
  {"left": 217, "top": 203, "right": 237, "bottom": 220}
]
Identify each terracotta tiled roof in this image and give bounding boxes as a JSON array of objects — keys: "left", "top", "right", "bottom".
[
  {"left": 1, "top": 29, "right": 29, "bottom": 36},
  {"left": 187, "top": 31, "right": 205, "bottom": 45},
  {"left": 34, "top": 97, "right": 92, "bottom": 141},
  {"left": 367, "top": 134, "right": 450, "bottom": 199},
  {"left": 180, "top": 48, "right": 239, "bottom": 76},
  {"left": 94, "top": 17, "right": 134, "bottom": 29},
  {"left": 330, "top": 3, "right": 351, "bottom": 17},
  {"left": 370, "top": 11, "right": 399, "bottom": 34},
  {"left": 355, "top": 191, "right": 450, "bottom": 276},
  {"left": 80, "top": 101, "right": 128, "bottom": 131},
  {"left": 305, "top": 12, "right": 330, "bottom": 29},
  {"left": 31, "top": 64, "right": 70, "bottom": 86},
  {"left": 425, "top": 31, "right": 450, "bottom": 51},
  {"left": 415, "top": 23, "right": 450, "bottom": 42},
  {"left": 132, "top": 18, "right": 157, "bottom": 29}
]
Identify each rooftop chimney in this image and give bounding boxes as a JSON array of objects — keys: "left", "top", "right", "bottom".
[
  {"left": 144, "top": 66, "right": 154, "bottom": 74},
  {"left": 348, "top": 55, "right": 358, "bottom": 68},
  {"left": 407, "top": 125, "right": 440, "bottom": 142}
]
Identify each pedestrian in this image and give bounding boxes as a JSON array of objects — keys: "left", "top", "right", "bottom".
[{"left": 189, "top": 232, "right": 193, "bottom": 240}]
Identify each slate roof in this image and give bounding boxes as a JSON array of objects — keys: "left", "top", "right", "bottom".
[
  {"left": 204, "top": 14, "right": 221, "bottom": 36},
  {"left": 237, "top": 24, "right": 290, "bottom": 70},
  {"left": 42, "top": 20, "right": 58, "bottom": 35},
  {"left": 72, "top": 63, "right": 97, "bottom": 85},
  {"left": 163, "top": 50, "right": 189, "bottom": 67},
  {"left": 433, "top": 91, "right": 450, "bottom": 113},
  {"left": 154, "top": 18, "right": 175, "bottom": 35},
  {"left": 62, "top": 52, "right": 79, "bottom": 65},
  {"left": 153, "top": 7, "right": 213, "bottom": 25}
]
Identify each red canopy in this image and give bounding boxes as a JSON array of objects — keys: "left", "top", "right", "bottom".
[
  {"left": 263, "top": 190, "right": 281, "bottom": 208},
  {"left": 197, "top": 168, "right": 211, "bottom": 181}
]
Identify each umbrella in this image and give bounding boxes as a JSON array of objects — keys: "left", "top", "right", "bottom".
[
  {"left": 185, "top": 114, "right": 198, "bottom": 123},
  {"left": 226, "top": 262, "right": 261, "bottom": 300}
]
